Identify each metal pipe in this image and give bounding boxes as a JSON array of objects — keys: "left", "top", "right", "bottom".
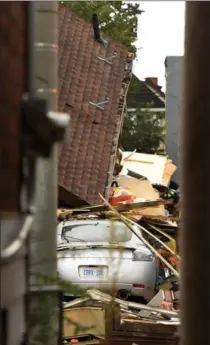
[
  {"left": 1, "top": 216, "right": 33, "bottom": 261},
  {"left": 29, "top": 2, "right": 59, "bottom": 345},
  {"left": 30, "top": 0, "right": 58, "bottom": 281},
  {"left": 22, "top": 1, "right": 36, "bottom": 214},
  {"left": 180, "top": 2, "right": 210, "bottom": 345},
  {"left": 92, "top": 14, "right": 101, "bottom": 40},
  {"left": 88, "top": 289, "right": 179, "bottom": 318}
]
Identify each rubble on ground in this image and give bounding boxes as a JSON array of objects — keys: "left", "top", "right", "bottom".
[
  {"left": 58, "top": 150, "right": 180, "bottom": 344},
  {"left": 63, "top": 289, "right": 179, "bottom": 344}
]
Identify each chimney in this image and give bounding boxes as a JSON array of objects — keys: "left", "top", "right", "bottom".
[{"left": 145, "top": 77, "right": 158, "bottom": 86}]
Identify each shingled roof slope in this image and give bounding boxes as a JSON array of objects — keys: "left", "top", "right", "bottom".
[
  {"left": 58, "top": 6, "right": 129, "bottom": 206},
  {"left": 127, "top": 74, "right": 165, "bottom": 109}
]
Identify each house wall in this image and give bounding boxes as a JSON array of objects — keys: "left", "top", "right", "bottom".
[
  {"left": 0, "top": 2, "right": 28, "bottom": 213},
  {"left": 0, "top": 3, "right": 29, "bottom": 345},
  {"left": 1, "top": 224, "right": 28, "bottom": 345},
  {"left": 165, "top": 56, "right": 183, "bottom": 184}
]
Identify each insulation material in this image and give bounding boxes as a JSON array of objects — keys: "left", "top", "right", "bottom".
[
  {"left": 109, "top": 190, "right": 135, "bottom": 206},
  {"left": 117, "top": 176, "right": 165, "bottom": 217},
  {"left": 120, "top": 152, "right": 167, "bottom": 185},
  {"left": 117, "top": 176, "right": 159, "bottom": 200},
  {"left": 162, "top": 160, "right": 177, "bottom": 186}
]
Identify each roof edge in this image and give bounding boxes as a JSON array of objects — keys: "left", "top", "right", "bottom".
[
  {"left": 145, "top": 83, "right": 165, "bottom": 105},
  {"left": 104, "top": 52, "right": 134, "bottom": 200},
  {"left": 59, "top": 185, "right": 89, "bottom": 208}
]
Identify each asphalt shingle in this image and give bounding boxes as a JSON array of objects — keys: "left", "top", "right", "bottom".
[{"left": 58, "top": 6, "right": 129, "bottom": 206}]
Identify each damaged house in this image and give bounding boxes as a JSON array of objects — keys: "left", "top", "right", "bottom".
[
  {"left": 58, "top": 6, "right": 133, "bottom": 207},
  {"left": 127, "top": 75, "right": 165, "bottom": 113}
]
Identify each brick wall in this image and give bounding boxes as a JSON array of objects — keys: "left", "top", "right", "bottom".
[
  {"left": 0, "top": 2, "right": 28, "bottom": 213},
  {"left": 0, "top": 4, "right": 29, "bottom": 345}
]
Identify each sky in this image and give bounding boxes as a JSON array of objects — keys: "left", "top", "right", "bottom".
[{"left": 133, "top": 1, "right": 185, "bottom": 91}]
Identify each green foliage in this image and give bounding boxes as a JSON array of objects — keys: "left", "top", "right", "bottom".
[
  {"left": 128, "top": 75, "right": 139, "bottom": 92},
  {"left": 61, "top": 1, "right": 143, "bottom": 55},
  {"left": 121, "top": 105, "right": 166, "bottom": 154}
]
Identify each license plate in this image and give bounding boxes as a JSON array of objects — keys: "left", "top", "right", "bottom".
[
  {"left": 83, "top": 268, "right": 104, "bottom": 276},
  {"left": 79, "top": 266, "right": 107, "bottom": 280}
]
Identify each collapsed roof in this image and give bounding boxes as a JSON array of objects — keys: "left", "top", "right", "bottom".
[{"left": 58, "top": 6, "right": 132, "bottom": 206}]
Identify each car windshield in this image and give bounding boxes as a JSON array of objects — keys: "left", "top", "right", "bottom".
[{"left": 62, "top": 222, "right": 132, "bottom": 243}]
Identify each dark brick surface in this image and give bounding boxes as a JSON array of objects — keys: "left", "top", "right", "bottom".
[
  {"left": 0, "top": 2, "right": 27, "bottom": 213},
  {"left": 58, "top": 6, "right": 128, "bottom": 206}
]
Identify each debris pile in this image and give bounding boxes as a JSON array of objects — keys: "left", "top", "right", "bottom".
[
  {"left": 58, "top": 151, "right": 180, "bottom": 272},
  {"left": 58, "top": 151, "right": 180, "bottom": 342},
  {"left": 63, "top": 289, "right": 179, "bottom": 344},
  {"left": 110, "top": 150, "right": 179, "bottom": 218},
  {"left": 110, "top": 150, "right": 180, "bottom": 305}
]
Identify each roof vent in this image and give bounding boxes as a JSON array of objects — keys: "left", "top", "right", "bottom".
[{"left": 92, "top": 14, "right": 108, "bottom": 48}]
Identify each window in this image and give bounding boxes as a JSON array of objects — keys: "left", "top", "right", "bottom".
[{"left": 62, "top": 221, "right": 132, "bottom": 243}]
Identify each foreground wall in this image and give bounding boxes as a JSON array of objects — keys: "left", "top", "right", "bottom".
[
  {"left": 0, "top": 3, "right": 28, "bottom": 345},
  {"left": 165, "top": 56, "right": 183, "bottom": 184},
  {"left": 1, "top": 234, "right": 28, "bottom": 345}
]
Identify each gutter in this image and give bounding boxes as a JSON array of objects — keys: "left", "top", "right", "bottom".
[
  {"left": 104, "top": 52, "right": 134, "bottom": 200},
  {"left": 127, "top": 107, "right": 165, "bottom": 113}
]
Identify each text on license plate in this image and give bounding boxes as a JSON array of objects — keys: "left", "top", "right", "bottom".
[{"left": 83, "top": 268, "right": 104, "bottom": 276}]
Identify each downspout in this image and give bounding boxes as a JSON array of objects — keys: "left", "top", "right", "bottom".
[
  {"left": 28, "top": 2, "right": 65, "bottom": 345},
  {"left": 29, "top": 0, "right": 59, "bottom": 278},
  {"left": 30, "top": 1, "right": 59, "bottom": 276}
]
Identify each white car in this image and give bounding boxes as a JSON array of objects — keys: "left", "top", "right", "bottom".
[{"left": 57, "top": 219, "right": 158, "bottom": 301}]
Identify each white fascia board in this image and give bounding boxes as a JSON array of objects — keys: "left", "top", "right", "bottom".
[{"left": 127, "top": 108, "right": 165, "bottom": 113}]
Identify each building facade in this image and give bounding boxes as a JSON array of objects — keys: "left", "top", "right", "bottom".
[{"left": 165, "top": 56, "right": 183, "bottom": 185}]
